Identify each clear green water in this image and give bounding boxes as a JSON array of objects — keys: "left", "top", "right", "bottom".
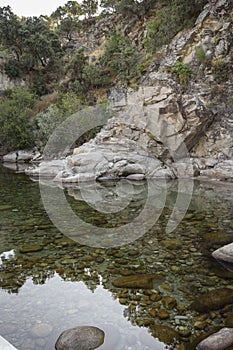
[{"left": 0, "top": 164, "right": 233, "bottom": 350}]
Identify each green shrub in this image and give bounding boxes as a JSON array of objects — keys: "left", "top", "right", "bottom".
[
  {"left": 4, "top": 59, "right": 21, "bottom": 79},
  {"left": 171, "top": 61, "right": 192, "bottom": 87},
  {"left": 144, "top": 0, "right": 208, "bottom": 53},
  {"left": 195, "top": 45, "right": 207, "bottom": 67},
  {"left": 31, "top": 72, "right": 48, "bottom": 96},
  {"left": 0, "top": 88, "right": 36, "bottom": 150},
  {"left": 35, "top": 105, "right": 64, "bottom": 144},
  {"left": 35, "top": 92, "right": 84, "bottom": 144},
  {"left": 100, "top": 32, "right": 140, "bottom": 83}
]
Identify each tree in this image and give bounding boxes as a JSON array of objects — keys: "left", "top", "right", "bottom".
[
  {"left": 0, "top": 88, "right": 36, "bottom": 150},
  {"left": 66, "top": 48, "right": 88, "bottom": 80},
  {"left": 81, "top": 0, "right": 98, "bottom": 18},
  {"left": 116, "top": 0, "right": 156, "bottom": 18},
  {"left": 0, "top": 6, "right": 23, "bottom": 61},
  {"left": 100, "top": 0, "right": 119, "bottom": 13},
  {"left": 100, "top": 32, "right": 140, "bottom": 83},
  {"left": 0, "top": 8, "right": 64, "bottom": 74},
  {"left": 57, "top": 16, "right": 82, "bottom": 41},
  {"left": 51, "top": 1, "right": 82, "bottom": 21},
  {"left": 20, "top": 17, "right": 64, "bottom": 70}
]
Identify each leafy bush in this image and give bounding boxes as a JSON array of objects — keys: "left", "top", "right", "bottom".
[
  {"left": 35, "top": 105, "right": 64, "bottom": 144},
  {"left": 0, "top": 88, "right": 36, "bottom": 150},
  {"left": 31, "top": 72, "right": 48, "bottom": 96},
  {"left": 4, "top": 58, "right": 21, "bottom": 78},
  {"left": 101, "top": 32, "right": 140, "bottom": 83},
  {"left": 171, "top": 61, "right": 192, "bottom": 87},
  {"left": 35, "top": 92, "right": 84, "bottom": 144},
  {"left": 195, "top": 45, "right": 207, "bottom": 67},
  {"left": 144, "top": 0, "right": 208, "bottom": 53}
]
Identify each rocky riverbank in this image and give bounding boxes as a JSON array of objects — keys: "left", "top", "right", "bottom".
[{"left": 4, "top": 0, "right": 230, "bottom": 183}]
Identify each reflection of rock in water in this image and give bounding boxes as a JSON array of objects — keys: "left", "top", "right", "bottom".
[{"left": 1, "top": 173, "right": 233, "bottom": 348}]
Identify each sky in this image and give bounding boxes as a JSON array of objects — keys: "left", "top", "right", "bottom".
[{"left": 0, "top": 0, "right": 73, "bottom": 17}]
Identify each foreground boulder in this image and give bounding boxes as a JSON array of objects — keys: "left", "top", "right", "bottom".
[
  {"left": 55, "top": 326, "right": 105, "bottom": 350},
  {"left": 190, "top": 288, "right": 233, "bottom": 312},
  {"left": 197, "top": 327, "right": 233, "bottom": 350},
  {"left": 212, "top": 243, "right": 233, "bottom": 264}
]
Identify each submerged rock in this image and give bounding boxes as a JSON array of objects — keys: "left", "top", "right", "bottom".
[
  {"left": 19, "top": 245, "right": 44, "bottom": 253},
  {"left": 150, "top": 325, "right": 180, "bottom": 344},
  {"left": 55, "top": 326, "right": 105, "bottom": 350},
  {"left": 112, "top": 274, "right": 163, "bottom": 289},
  {"left": 30, "top": 323, "right": 53, "bottom": 338},
  {"left": 190, "top": 288, "right": 233, "bottom": 312},
  {"left": 196, "top": 327, "right": 233, "bottom": 350},
  {"left": 225, "top": 311, "right": 233, "bottom": 328}
]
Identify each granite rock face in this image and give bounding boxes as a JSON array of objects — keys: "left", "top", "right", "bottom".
[{"left": 53, "top": 83, "right": 213, "bottom": 183}]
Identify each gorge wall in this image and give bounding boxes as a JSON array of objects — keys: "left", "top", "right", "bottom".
[{"left": 35, "top": 0, "right": 232, "bottom": 182}]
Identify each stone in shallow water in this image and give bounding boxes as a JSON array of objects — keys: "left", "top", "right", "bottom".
[
  {"left": 225, "top": 311, "right": 233, "bottom": 327},
  {"left": 0, "top": 205, "right": 13, "bottom": 211},
  {"left": 212, "top": 243, "right": 233, "bottom": 264},
  {"left": 112, "top": 274, "right": 163, "bottom": 289},
  {"left": 30, "top": 323, "right": 53, "bottom": 337},
  {"left": 162, "top": 296, "right": 177, "bottom": 309},
  {"left": 196, "top": 327, "right": 233, "bottom": 350},
  {"left": 19, "top": 245, "right": 44, "bottom": 253},
  {"left": 55, "top": 326, "right": 105, "bottom": 350},
  {"left": 149, "top": 325, "right": 180, "bottom": 344},
  {"left": 190, "top": 288, "right": 233, "bottom": 312},
  {"left": 157, "top": 309, "right": 169, "bottom": 320}
]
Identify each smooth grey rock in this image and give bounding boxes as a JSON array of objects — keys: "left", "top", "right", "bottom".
[
  {"left": 212, "top": 243, "right": 233, "bottom": 263},
  {"left": 3, "top": 150, "right": 34, "bottom": 163},
  {"left": 201, "top": 161, "right": 233, "bottom": 179},
  {"left": 55, "top": 326, "right": 105, "bottom": 350},
  {"left": 197, "top": 327, "right": 233, "bottom": 350},
  {"left": 126, "top": 174, "right": 145, "bottom": 181}
]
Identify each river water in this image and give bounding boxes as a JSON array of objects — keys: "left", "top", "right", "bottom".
[{"left": 0, "top": 164, "right": 233, "bottom": 349}]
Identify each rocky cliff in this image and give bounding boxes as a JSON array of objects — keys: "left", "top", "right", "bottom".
[
  {"left": 0, "top": 55, "right": 27, "bottom": 93},
  {"left": 23, "top": 0, "right": 233, "bottom": 181}
]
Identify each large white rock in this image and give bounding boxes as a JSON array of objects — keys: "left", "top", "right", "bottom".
[
  {"left": 3, "top": 150, "right": 35, "bottom": 163},
  {"left": 212, "top": 242, "right": 233, "bottom": 263},
  {"left": 197, "top": 328, "right": 233, "bottom": 350}
]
